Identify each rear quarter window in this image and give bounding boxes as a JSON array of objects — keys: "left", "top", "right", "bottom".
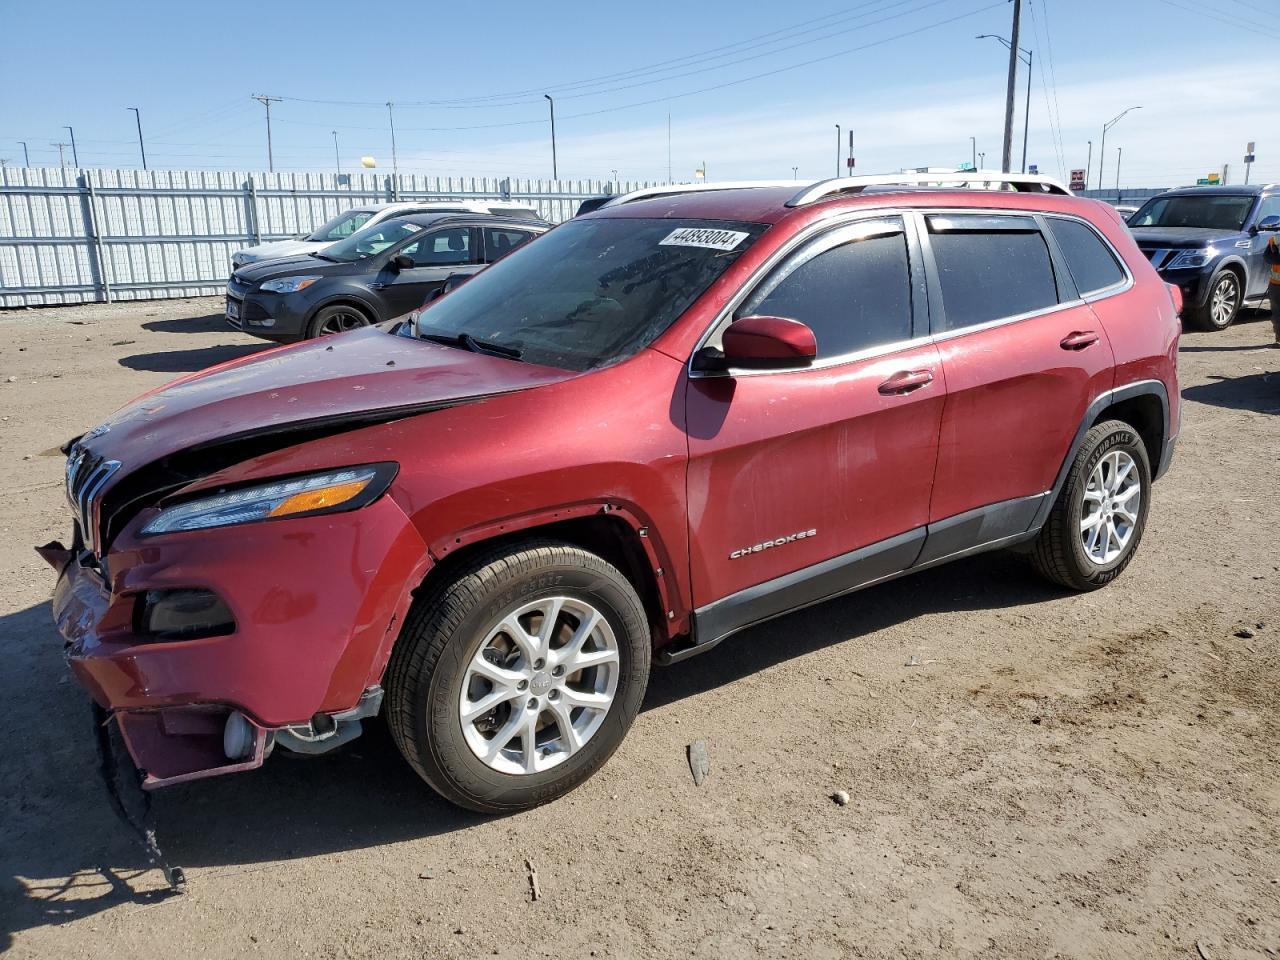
[{"left": 1048, "top": 217, "right": 1126, "bottom": 295}]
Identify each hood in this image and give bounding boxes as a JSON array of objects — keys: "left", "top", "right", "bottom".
[
  {"left": 236, "top": 239, "right": 323, "bottom": 263},
  {"left": 73, "top": 328, "right": 576, "bottom": 535},
  {"left": 1128, "top": 226, "right": 1245, "bottom": 248},
  {"left": 234, "top": 254, "right": 351, "bottom": 284}
]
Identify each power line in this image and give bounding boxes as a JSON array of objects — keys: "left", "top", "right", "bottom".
[
  {"left": 1026, "top": 0, "right": 1066, "bottom": 180},
  {"left": 275, "top": 2, "right": 1005, "bottom": 136},
  {"left": 1154, "top": 0, "right": 1280, "bottom": 39}
]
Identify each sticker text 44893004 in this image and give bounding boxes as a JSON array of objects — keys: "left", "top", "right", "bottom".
[{"left": 658, "top": 227, "right": 750, "bottom": 251}]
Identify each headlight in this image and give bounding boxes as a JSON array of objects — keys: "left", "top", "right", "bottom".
[
  {"left": 1167, "top": 248, "right": 1215, "bottom": 270},
  {"left": 260, "top": 275, "right": 322, "bottom": 294},
  {"left": 141, "top": 464, "right": 397, "bottom": 535}
]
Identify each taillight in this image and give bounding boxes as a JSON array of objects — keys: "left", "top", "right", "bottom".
[{"left": 1166, "top": 282, "right": 1183, "bottom": 316}]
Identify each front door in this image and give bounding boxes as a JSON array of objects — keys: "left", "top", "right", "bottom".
[
  {"left": 685, "top": 216, "right": 945, "bottom": 623},
  {"left": 379, "top": 226, "right": 481, "bottom": 316}
]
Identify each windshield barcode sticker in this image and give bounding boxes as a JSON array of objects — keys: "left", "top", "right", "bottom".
[{"left": 659, "top": 227, "right": 749, "bottom": 251}]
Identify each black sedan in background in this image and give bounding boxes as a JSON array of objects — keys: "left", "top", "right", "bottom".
[{"left": 226, "top": 212, "right": 549, "bottom": 341}]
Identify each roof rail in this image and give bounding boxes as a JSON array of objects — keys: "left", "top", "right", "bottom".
[
  {"left": 599, "top": 180, "right": 799, "bottom": 208},
  {"left": 785, "top": 171, "right": 1073, "bottom": 207}
]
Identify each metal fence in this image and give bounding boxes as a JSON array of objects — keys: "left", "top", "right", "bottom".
[{"left": 0, "top": 167, "right": 657, "bottom": 307}]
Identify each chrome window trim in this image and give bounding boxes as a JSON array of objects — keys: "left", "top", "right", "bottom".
[{"left": 687, "top": 206, "right": 1134, "bottom": 380}]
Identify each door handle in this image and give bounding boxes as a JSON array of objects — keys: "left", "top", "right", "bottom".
[
  {"left": 1060, "top": 330, "right": 1099, "bottom": 350},
  {"left": 370, "top": 282, "right": 386, "bottom": 290},
  {"left": 878, "top": 369, "right": 934, "bottom": 395}
]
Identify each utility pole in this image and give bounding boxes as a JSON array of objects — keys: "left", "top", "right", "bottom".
[
  {"left": 1000, "top": 0, "right": 1022, "bottom": 173},
  {"left": 848, "top": 128, "right": 855, "bottom": 173},
  {"left": 543, "top": 94, "right": 558, "bottom": 180},
  {"left": 252, "top": 95, "right": 281, "bottom": 172},
  {"left": 835, "top": 124, "right": 841, "bottom": 178},
  {"left": 63, "top": 126, "right": 79, "bottom": 167},
  {"left": 1098, "top": 106, "right": 1140, "bottom": 190},
  {"left": 53, "top": 142, "right": 69, "bottom": 167},
  {"left": 1086, "top": 140, "right": 1092, "bottom": 189},
  {"left": 667, "top": 113, "right": 672, "bottom": 183},
  {"left": 18, "top": 141, "right": 29, "bottom": 167},
  {"left": 127, "top": 107, "right": 147, "bottom": 170},
  {"left": 332, "top": 130, "right": 340, "bottom": 177},
  {"left": 386, "top": 102, "right": 399, "bottom": 180}
]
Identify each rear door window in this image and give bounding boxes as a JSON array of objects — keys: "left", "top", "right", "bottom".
[
  {"left": 927, "top": 215, "right": 1060, "bottom": 331},
  {"left": 401, "top": 227, "right": 473, "bottom": 267},
  {"left": 483, "top": 227, "right": 536, "bottom": 262},
  {"left": 734, "top": 218, "right": 913, "bottom": 360},
  {"left": 1047, "top": 217, "right": 1126, "bottom": 295}
]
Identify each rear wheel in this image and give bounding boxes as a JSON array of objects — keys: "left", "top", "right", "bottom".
[
  {"left": 1032, "top": 420, "right": 1151, "bottom": 591},
  {"left": 385, "top": 541, "right": 651, "bottom": 813},
  {"left": 307, "top": 303, "right": 372, "bottom": 339},
  {"left": 1188, "top": 270, "right": 1241, "bottom": 331}
]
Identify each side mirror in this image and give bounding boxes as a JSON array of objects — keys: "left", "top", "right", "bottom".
[
  {"left": 697, "top": 315, "right": 817, "bottom": 372},
  {"left": 1256, "top": 216, "right": 1280, "bottom": 233},
  {"left": 391, "top": 254, "right": 414, "bottom": 271}
]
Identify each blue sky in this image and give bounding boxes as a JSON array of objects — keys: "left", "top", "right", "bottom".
[{"left": 2, "top": 0, "right": 1277, "bottom": 188}]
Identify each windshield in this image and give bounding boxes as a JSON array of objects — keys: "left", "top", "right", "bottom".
[
  {"left": 1129, "top": 195, "right": 1255, "bottom": 231},
  {"left": 306, "top": 210, "right": 374, "bottom": 242},
  {"left": 322, "top": 218, "right": 423, "bottom": 262},
  {"left": 412, "top": 217, "right": 767, "bottom": 372}
]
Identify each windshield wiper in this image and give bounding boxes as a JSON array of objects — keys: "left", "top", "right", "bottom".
[
  {"left": 419, "top": 331, "right": 523, "bottom": 361},
  {"left": 309, "top": 252, "right": 337, "bottom": 261}
]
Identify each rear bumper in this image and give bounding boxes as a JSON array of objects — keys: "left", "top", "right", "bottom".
[{"left": 47, "top": 493, "right": 430, "bottom": 786}]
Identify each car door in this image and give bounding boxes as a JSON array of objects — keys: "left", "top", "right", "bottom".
[
  {"left": 684, "top": 216, "right": 945, "bottom": 627},
  {"left": 377, "top": 225, "right": 481, "bottom": 316},
  {"left": 1245, "top": 195, "right": 1280, "bottom": 299},
  {"left": 917, "top": 211, "right": 1115, "bottom": 558}
]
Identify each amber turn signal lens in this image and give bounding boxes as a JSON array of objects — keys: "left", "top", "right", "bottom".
[{"left": 267, "top": 478, "right": 372, "bottom": 518}]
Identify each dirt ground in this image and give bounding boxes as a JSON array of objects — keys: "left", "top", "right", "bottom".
[{"left": 0, "top": 297, "right": 1277, "bottom": 959}]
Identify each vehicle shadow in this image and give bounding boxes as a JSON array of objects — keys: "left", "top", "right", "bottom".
[
  {"left": 118, "top": 344, "right": 268, "bottom": 374},
  {"left": 0, "top": 549, "right": 1056, "bottom": 946},
  {"left": 1182, "top": 371, "right": 1280, "bottom": 415},
  {"left": 141, "top": 313, "right": 230, "bottom": 335}
]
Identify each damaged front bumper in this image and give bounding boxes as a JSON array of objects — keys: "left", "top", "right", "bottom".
[{"left": 41, "top": 492, "right": 428, "bottom": 789}]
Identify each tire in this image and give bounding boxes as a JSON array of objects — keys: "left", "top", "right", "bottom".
[
  {"left": 385, "top": 540, "right": 651, "bottom": 813},
  {"left": 1031, "top": 420, "right": 1152, "bottom": 591},
  {"left": 306, "top": 303, "right": 373, "bottom": 339},
  {"left": 1187, "top": 269, "right": 1241, "bottom": 331}
]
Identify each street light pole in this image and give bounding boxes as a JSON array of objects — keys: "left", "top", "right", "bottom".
[
  {"left": 1098, "top": 106, "right": 1140, "bottom": 190},
  {"left": 971, "top": 136, "right": 977, "bottom": 169},
  {"left": 332, "top": 130, "right": 340, "bottom": 177},
  {"left": 835, "top": 124, "right": 841, "bottom": 178},
  {"left": 18, "top": 141, "right": 29, "bottom": 167},
  {"left": 1086, "top": 140, "right": 1092, "bottom": 189},
  {"left": 792, "top": 165, "right": 799, "bottom": 180},
  {"left": 63, "top": 126, "right": 78, "bottom": 167},
  {"left": 127, "top": 107, "right": 147, "bottom": 170},
  {"left": 544, "top": 94, "right": 558, "bottom": 180},
  {"left": 1116, "top": 146, "right": 1123, "bottom": 197}
]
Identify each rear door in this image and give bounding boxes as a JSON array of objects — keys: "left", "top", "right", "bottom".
[
  {"left": 685, "top": 216, "right": 945, "bottom": 615},
  {"left": 1245, "top": 195, "right": 1280, "bottom": 298},
  {"left": 378, "top": 225, "right": 481, "bottom": 315},
  {"left": 481, "top": 226, "right": 539, "bottom": 264},
  {"left": 919, "top": 211, "right": 1115, "bottom": 549}
]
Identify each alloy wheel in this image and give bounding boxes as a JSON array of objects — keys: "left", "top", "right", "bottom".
[
  {"left": 459, "top": 597, "right": 620, "bottom": 775},
  {"left": 1210, "top": 274, "right": 1239, "bottom": 328},
  {"left": 318, "top": 310, "right": 368, "bottom": 336},
  {"left": 1080, "top": 450, "right": 1142, "bottom": 565}
]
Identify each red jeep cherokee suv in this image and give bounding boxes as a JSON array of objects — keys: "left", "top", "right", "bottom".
[{"left": 43, "top": 175, "right": 1180, "bottom": 814}]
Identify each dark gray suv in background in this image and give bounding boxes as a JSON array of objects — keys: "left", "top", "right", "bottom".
[
  {"left": 226, "top": 212, "right": 549, "bottom": 341},
  {"left": 1127, "top": 184, "right": 1280, "bottom": 330}
]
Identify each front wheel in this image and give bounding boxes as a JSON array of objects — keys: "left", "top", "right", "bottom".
[
  {"left": 1031, "top": 420, "right": 1152, "bottom": 591},
  {"left": 1188, "top": 270, "right": 1241, "bottom": 331},
  {"left": 385, "top": 541, "right": 651, "bottom": 813},
  {"left": 306, "top": 303, "right": 372, "bottom": 339}
]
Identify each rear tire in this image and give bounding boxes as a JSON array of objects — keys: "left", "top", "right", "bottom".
[
  {"left": 1187, "top": 269, "right": 1241, "bottom": 331},
  {"left": 1032, "top": 420, "right": 1151, "bottom": 591},
  {"left": 385, "top": 540, "right": 651, "bottom": 813}
]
